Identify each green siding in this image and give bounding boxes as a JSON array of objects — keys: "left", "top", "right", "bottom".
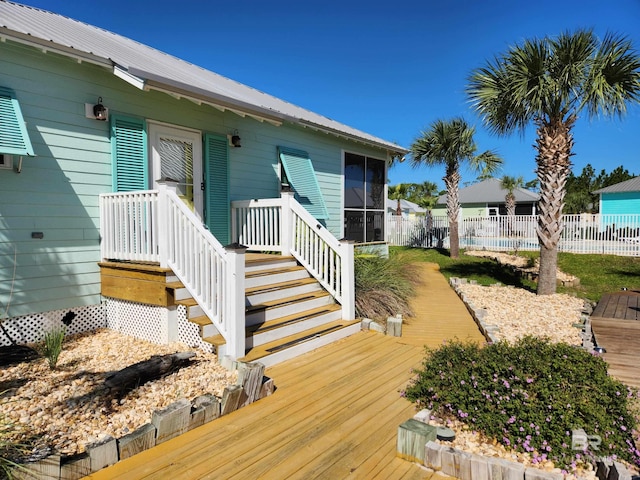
[
  {"left": 600, "top": 192, "right": 640, "bottom": 215},
  {"left": 0, "top": 39, "right": 393, "bottom": 318}
]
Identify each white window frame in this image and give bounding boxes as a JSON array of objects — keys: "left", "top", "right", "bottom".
[{"left": 0, "top": 154, "right": 13, "bottom": 170}]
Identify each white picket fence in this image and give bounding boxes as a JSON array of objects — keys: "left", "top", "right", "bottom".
[{"left": 387, "top": 214, "right": 640, "bottom": 256}]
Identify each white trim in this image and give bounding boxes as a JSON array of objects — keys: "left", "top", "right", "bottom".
[
  {"left": 113, "top": 64, "right": 146, "bottom": 90},
  {"left": 0, "top": 154, "right": 13, "bottom": 170}
]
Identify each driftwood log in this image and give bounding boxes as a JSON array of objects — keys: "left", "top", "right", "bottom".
[
  {"left": 0, "top": 344, "right": 39, "bottom": 367},
  {"left": 104, "top": 352, "right": 196, "bottom": 394}
]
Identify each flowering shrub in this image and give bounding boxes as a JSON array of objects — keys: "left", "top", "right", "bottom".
[{"left": 404, "top": 336, "right": 640, "bottom": 470}]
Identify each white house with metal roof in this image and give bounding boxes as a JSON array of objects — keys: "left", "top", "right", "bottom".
[
  {"left": 0, "top": 1, "right": 407, "bottom": 364},
  {"left": 592, "top": 176, "right": 640, "bottom": 215},
  {"left": 433, "top": 178, "right": 539, "bottom": 218}
]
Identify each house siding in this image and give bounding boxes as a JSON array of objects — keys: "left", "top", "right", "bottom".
[
  {"left": 1, "top": 40, "right": 392, "bottom": 318},
  {"left": 600, "top": 192, "right": 640, "bottom": 215}
]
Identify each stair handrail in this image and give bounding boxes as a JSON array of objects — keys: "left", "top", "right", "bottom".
[
  {"left": 230, "top": 192, "right": 355, "bottom": 319},
  {"left": 156, "top": 181, "right": 244, "bottom": 358},
  {"left": 282, "top": 192, "right": 355, "bottom": 319}
]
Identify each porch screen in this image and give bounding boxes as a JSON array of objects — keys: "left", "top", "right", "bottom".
[
  {"left": 0, "top": 87, "right": 35, "bottom": 156},
  {"left": 278, "top": 146, "right": 329, "bottom": 220}
]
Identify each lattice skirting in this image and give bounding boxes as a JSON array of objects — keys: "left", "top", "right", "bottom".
[
  {"left": 0, "top": 304, "right": 107, "bottom": 346},
  {"left": 105, "top": 298, "right": 214, "bottom": 353}
]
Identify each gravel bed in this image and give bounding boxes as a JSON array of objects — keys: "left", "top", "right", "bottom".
[{"left": 0, "top": 329, "right": 236, "bottom": 457}]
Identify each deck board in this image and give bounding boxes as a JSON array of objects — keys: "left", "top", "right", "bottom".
[
  {"left": 591, "top": 289, "right": 640, "bottom": 389},
  {"left": 86, "top": 263, "right": 482, "bottom": 479}
]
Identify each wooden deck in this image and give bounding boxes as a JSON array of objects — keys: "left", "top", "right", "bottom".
[
  {"left": 590, "top": 289, "right": 640, "bottom": 389},
  {"left": 86, "top": 263, "right": 485, "bottom": 480}
]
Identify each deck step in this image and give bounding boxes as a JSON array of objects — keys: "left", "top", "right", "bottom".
[
  {"left": 245, "top": 265, "right": 309, "bottom": 288},
  {"left": 247, "top": 304, "right": 343, "bottom": 348},
  {"left": 239, "top": 319, "right": 361, "bottom": 367},
  {"left": 245, "top": 255, "right": 297, "bottom": 273},
  {"left": 246, "top": 290, "right": 334, "bottom": 324},
  {"left": 246, "top": 277, "right": 320, "bottom": 306}
]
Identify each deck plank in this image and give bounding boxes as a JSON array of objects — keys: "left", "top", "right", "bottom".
[
  {"left": 591, "top": 290, "right": 640, "bottom": 389},
  {"left": 85, "top": 263, "right": 477, "bottom": 479}
]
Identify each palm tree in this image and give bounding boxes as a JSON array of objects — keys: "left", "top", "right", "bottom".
[
  {"left": 467, "top": 29, "right": 640, "bottom": 294},
  {"left": 388, "top": 183, "right": 410, "bottom": 216},
  {"left": 410, "top": 117, "right": 502, "bottom": 258},
  {"left": 500, "top": 175, "right": 525, "bottom": 217}
]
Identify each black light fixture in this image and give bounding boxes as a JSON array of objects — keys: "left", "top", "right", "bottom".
[
  {"left": 93, "top": 97, "right": 107, "bottom": 121},
  {"left": 231, "top": 129, "right": 241, "bottom": 148}
]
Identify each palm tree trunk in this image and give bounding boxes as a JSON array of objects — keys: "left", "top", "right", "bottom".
[
  {"left": 444, "top": 169, "right": 461, "bottom": 258},
  {"left": 534, "top": 117, "right": 574, "bottom": 295}
]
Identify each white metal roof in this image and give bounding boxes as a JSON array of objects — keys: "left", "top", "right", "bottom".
[
  {"left": 0, "top": 1, "right": 407, "bottom": 156},
  {"left": 437, "top": 178, "right": 540, "bottom": 204},
  {"left": 592, "top": 176, "right": 640, "bottom": 194}
]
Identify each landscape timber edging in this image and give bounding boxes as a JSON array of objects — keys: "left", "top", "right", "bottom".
[
  {"left": 12, "top": 359, "right": 275, "bottom": 480},
  {"left": 397, "top": 410, "right": 635, "bottom": 480}
]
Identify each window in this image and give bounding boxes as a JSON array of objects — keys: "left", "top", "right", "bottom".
[
  {"left": 0, "top": 87, "right": 35, "bottom": 157},
  {"left": 0, "top": 154, "right": 12, "bottom": 170},
  {"left": 343, "top": 152, "right": 385, "bottom": 242}
]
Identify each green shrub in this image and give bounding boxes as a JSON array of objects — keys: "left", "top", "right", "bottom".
[
  {"left": 40, "top": 327, "right": 66, "bottom": 370},
  {"left": 404, "top": 336, "right": 640, "bottom": 470},
  {"left": 354, "top": 251, "right": 419, "bottom": 320}
]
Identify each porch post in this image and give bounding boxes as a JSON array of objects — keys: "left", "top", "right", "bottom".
[
  {"left": 339, "top": 239, "right": 356, "bottom": 320},
  {"left": 156, "top": 180, "right": 179, "bottom": 268},
  {"left": 280, "top": 188, "right": 295, "bottom": 255},
  {"left": 224, "top": 242, "right": 247, "bottom": 360}
]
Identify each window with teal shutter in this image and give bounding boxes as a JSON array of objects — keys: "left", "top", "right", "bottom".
[
  {"left": 278, "top": 146, "right": 329, "bottom": 220},
  {"left": 204, "top": 133, "right": 230, "bottom": 244},
  {"left": 110, "top": 115, "right": 148, "bottom": 192},
  {"left": 0, "top": 87, "right": 35, "bottom": 157}
]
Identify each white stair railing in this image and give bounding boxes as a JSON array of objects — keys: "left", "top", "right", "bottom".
[
  {"left": 232, "top": 191, "right": 355, "bottom": 319},
  {"left": 100, "top": 182, "right": 245, "bottom": 358}
]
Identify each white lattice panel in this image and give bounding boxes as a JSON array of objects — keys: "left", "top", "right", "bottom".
[
  {"left": 105, "top": 298, "right": 167, "bottom": 345},
  {"left": 0, "top": 304, "right": 106, "bottom": 346},
  {"left": 177, "top": 305, "right": 214, "bottom": 353}
]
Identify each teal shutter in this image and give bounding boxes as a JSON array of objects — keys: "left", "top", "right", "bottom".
[
  {"left": 110, "top": 115, "right": 147, "bottom": 192},
  {"left": 204, "top": 133, "right": 230, "bottom": 244},
  {"left": 0, "top": 87, "right": 35, "bottom": 156},
  {"left": 278, "top": 146, "right": 329, "bottom": 220}
]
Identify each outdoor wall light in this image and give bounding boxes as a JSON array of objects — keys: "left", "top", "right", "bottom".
[
  {"left": 231, "top": 130, "right": 241, "bottom": 148},
  {"left": 93, "top": 97, "right": 107, "bottom": 121}
]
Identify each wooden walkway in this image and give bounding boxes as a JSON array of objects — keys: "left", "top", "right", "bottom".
[
  {"left": 86, "top": 263, "right": 485, "bottom": 480},
  {"left": 590, "top": 289, "right": 640, "bottom": 389}
]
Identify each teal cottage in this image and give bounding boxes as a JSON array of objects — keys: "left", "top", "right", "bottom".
[{"left": 0, "top": 1, "right": 407, "bottom": 365}]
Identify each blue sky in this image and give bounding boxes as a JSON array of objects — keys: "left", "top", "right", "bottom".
[{"left": 19, "top": 0, "right": 640, "bottom": 191}]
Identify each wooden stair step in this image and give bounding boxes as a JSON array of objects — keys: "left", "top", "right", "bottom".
[
  {"left": 240, "top": 319, "right": 361, "bottom": 363},
  {"left": 246, "top": 290, "right": 330, "bottom": 313},
  {"left": 246, "top": 254, "right": 295, "bottom": 266},
  {"left": 176, "top": 298, "right": 197, "bottom": 307},
  {"left": 245, "top": 265, "right": 306, "bottom": 279},
  {"left": 203, "top": 333, "right": 226, "bottom": 348},
  {"left": 165, "top": 281, "right": 184, "bottom": 290},
  {"left": 247, "top": 304, "right": 342, "bottom": 335},
  {"left": 246, "top": 277, "right": 317, "bottom": 296},
  {"left": 189, "top": 315, "right": 211, "bottom": 327}
]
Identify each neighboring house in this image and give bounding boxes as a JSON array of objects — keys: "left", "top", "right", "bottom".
[
  {"left": 0, "top": 2, "right": 406, "bottom": 364},
  {"left": 433, "top": 178, "right": 539, "bottom": 218},
  {"left": 385, "top": 198, "right": 426, "bottom": 217},
  {"left": 592, "top": 177, "right": 640, "bottom": 215}
]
